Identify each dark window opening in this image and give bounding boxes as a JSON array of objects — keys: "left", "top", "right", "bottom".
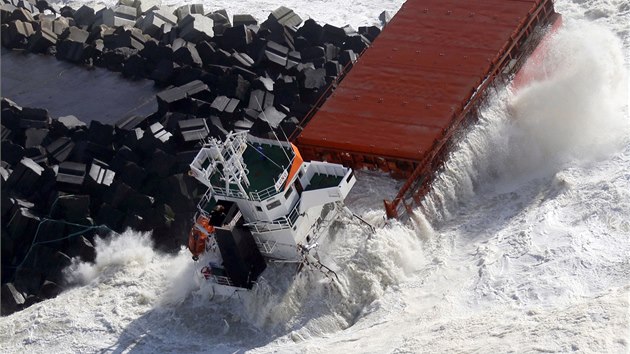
[
  {"left": 266, "top": 200, "right": 281, "bottom": 210},
  {"left": 284, "top": 187, "right": 293, "bottom": 199}
]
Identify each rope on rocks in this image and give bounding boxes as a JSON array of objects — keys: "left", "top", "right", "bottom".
[{"left": 13, "top": 218, "right": 116, "bottom": 276}]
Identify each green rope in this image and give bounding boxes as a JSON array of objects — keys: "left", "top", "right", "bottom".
[{"left": 13, "top": 218, "right": 116, "bottom": 276}]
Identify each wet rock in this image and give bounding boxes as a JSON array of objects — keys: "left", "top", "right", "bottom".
[
  {"left": 95, "top": 203, "right": 125, "bottom": 232},
  {"left": 248, "top": 89, "right": 274, "bottom": 112},
  {"left": 136, "top": 8, "right": 176, "bottom": 38},
  {"left": 39, "top": 279, "right": 62, "bottom": 299},
  {"left": 50, "top": 194, "right": 90, "bottom": 222},
  {"left": 2, "top": 19, "right": 35, "bottom": 49},
  {"left": 73, "top": 5, "right": 95, "bottom": 27},
  {"left": 24, "top": 128, "right": 48, "bottom": 148},
  {"left": 23, "top": 146, "right": 48, "bottom": 165},
  {"left": 207, "top": 9, "right": 230, "bottom": 35},
  {"left": 172, "top": 38, "right": 202, "bottom": 67},
  {"left": 51, "top": 16, "right": 69, "bottom": 36},
  {"left": 88, "top": 159, "right": 115, "bottom": 186},
  {"left": 11, "top": 7, "right": 35, "bottom": 22},
  {"left": 119, "top": 161, "right": 147, "bottom": 190},
  {"left": 343, "top": 34, "right": 370, "bottom": 53},
  {"left": 173, "top": 4, "right": 203, "bottom": 23},
  {"left": 122, "top": 53, "right": 147, "bottom": 79},
  {"left": 115, "top": 114, "right": 147, "bottom": 131},
  {"left": 264, "top": 6, "right": 302, "bottom": 28},
  {"left": 145, "top": 149, "right": 176, "bottom": 178},
  {"left": 177, "top": 118, "right": 209, "bottom": 142},
  {"left": 56, "top": 26, "right": 89, "bottom": 62},
  {"left": 56, "top": 161, "right": 87, "bottom": 192},
  {"left": 1, "top": 283, "right": 25, "bottom": 316},
  {"left": 148, "top": 58, "right": 176, "bottom": 83},
  {"left": 58, "top": 5, "right": 75, "bottom": 19},
  {"left": 379, "top": 10, "right": 391, "bottom": 27},
  {"left": 27, "top": 27, "right": 57, "bottom": 53},
  {"left": 87, "top": 120, "right": 114, "bottom": 147},
  {"left": 101, "top": 5, "right": 137, "bottom": 27},
  {"left": 5, "top": 157, "right": 44, "bottom": 197},
  {"left": 1, "top": 4, "right": 17, "bottom": 24},
  {"left": 0, "top": 140, "right": 25, "bottom": 167},
  {"left": 325, "top": 60, "right": 342, "bottom": 77},
  {"left": 302, "top": 67, "right": 327, "bottom": 89},
  {"left": 103, "top": 26, "right": 145, "bottom": 50},
  {"left": 339, "top": 49, "right": 357, "bottom": 68},
  {"left": 233, "top": 14, "right": 257, "bottom": 27},
  {"left": 232, "top": 51, "right": 254, "bottom": 68},
  {"left": 66, "top": 235, "right": 96, "bottom": 262},
  {"left": 221, "top": 24, "right": 252, "bottom": 51},
  {"left": 358, "top": 25, "right": 380, "bottom": 42},
  {"left": 45, "top": 137, "right": 74, "bottom": 163},
  {"left": 264, "top": 40, "right": 289, "bottom": 67},
  {"left": 195, "top": 40, "right": 217, "bottom": 66},
  {"left": 210, "top": 96, "right": 240, "bottom": 119},
  {"left": 178, "top": 13, "right": 213, "bottom": 42}
]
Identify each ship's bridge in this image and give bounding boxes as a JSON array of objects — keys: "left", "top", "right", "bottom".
[{"left": 190, "top": 131, "right": 356, "bottom": 228}]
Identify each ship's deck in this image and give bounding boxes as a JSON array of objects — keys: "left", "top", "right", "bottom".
[
  {"left": 209, "top": 143, "right": 293, "bottom": 195},
  {"left": 305, "top": 173, "right": 343, "bottom": 191}
]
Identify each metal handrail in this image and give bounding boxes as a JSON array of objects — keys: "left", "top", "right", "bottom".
[
  {"left": 214, "top": 275, "right": 234, "bottom": 287},
  {"left": 211, "top": 185, "right": 247, "bottom": 199},
  {"left": 196, "top": 189, "right": 214, "bottom": 217},
  {"left": 255, "top": 238, "right": 277, "bottom": 254},
  {"left": 249, "top": 185, "right": 279, "bottom": 201},
  {"left": 245, "top": 200, "right": 301, "bottom": 233}
]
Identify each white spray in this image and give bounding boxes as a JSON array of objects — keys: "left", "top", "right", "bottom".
[{"left": 422, "top": 21, "right": 629, "bottom": 222}]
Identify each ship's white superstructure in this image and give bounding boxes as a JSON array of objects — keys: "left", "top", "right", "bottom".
[{"left": 187, "top": 131, "right": 356, "bottom": 294}]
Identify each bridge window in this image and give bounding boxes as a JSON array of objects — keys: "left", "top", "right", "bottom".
[{"left": 266, "top": 200, "right": 281, "bottom": 210}]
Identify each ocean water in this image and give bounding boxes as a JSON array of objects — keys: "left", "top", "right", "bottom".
[{"left": 1, "top": 0, "right": 629, "bottom": 353}]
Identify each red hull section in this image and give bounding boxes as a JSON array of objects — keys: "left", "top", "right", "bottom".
[{"left": 295, "top": 0, "right": 559, "bottom": 219}]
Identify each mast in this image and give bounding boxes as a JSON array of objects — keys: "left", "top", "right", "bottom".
[{"left": 217, "top": 131, "right": 250, "bottom": 197}]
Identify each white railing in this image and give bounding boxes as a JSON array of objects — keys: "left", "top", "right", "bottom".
[
  {"left": 227, "top": 211, "right": 242, "bottom": 228},
  {"left": 255, "top": 238, "right": 277, "bottom": 255},
  {"left": 245, "top": 200, "right": 301, "bottom": 233},
  {"left": 307, "top": 161, "right": 348, "bottom": 178},
  {"left": 214, "top": 275, "right": 234, "bottom": 287},
  {"left": 196, "top": 189, "right": 214, "bottom": 217},
  {"left": 211, "top": 185, "right": 247, "bottom": 199},
  {"left": 248, "top": 185, "right": 279, "bottom": 201}
]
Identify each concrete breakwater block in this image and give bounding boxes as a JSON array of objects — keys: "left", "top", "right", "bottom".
[
  {"left": 178, "top": 13, "right": 213, "bottom": 42},
  {"left": 136, "top": 8, "right": 176, "bottom": 38}
]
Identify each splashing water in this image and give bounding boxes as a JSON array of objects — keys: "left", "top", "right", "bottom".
[{"left": 423, "top": 21, "right": 629, "bottom": 222}]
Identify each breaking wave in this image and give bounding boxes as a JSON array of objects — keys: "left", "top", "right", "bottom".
[{"left": 423, "top": 21, "right": 629, "bottom": 221}]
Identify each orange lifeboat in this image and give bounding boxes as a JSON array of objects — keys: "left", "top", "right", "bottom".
[{"left": 187, "top": 215, "right": 215, "bottom": 261}]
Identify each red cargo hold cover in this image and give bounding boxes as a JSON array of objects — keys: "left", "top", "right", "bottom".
[{"left": 298, "top": 0, "right": 545, "bottom": 162}]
